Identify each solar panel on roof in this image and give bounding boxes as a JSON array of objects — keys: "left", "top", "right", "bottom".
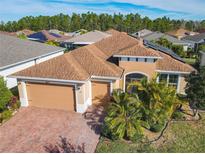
[{"left": 143, "top": 40, "right": 184, "bottom": 62}]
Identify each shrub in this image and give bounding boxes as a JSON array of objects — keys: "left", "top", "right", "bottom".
[
  {"left": 102, "top": 90, "right": 149, "bottom": 141},
  {"left": 7, "top": 96, "right": 20, "bottom": 110},
  {"left": 186, "top": 67, "right": 205, "bottom": 113},
  {"left": 128, "top": 77, "right": 183, "bottom": 132},
  {"left": 0, "top": 77, "right": 13, "bottom": 112},
  {"left": 0, "top": 110, "right": 12, "bottom": 123},
  {"left": 150, "top": 123, "right": 164, "bottom": 133},
  {"left": 172, "top": 111, "right": 185, "bottom": 120}
]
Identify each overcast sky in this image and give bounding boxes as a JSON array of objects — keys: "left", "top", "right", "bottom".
[{"left": 1, "top": 0, "right": 205, "bottom": 22}]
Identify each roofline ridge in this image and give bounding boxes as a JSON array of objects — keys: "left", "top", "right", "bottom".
[
  {"left": 64, "top": 53, "right": 89, "bottom": 79},
  {"left": 85, "top": 46, "right": 122, "bottom": 75}
]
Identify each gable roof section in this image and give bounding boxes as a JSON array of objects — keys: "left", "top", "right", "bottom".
[
  {"left": 71, "top": 45, "right": 123, "bottom": 78},
  {"left": 114, "top": 44, "right": 161, "bottom": 58},
  {"left": 0, "top": 33, "right": 64, "bottom": 69},
  {"left": 66, "top": 30, "right": 111, "bottom": 44},
  {"left": 95, "top": 32, "right": 137, "bottom": 58}
]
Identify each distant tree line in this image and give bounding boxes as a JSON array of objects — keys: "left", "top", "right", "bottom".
[{"left": 1, "top": 12, "right": 205, "bottom": 33}]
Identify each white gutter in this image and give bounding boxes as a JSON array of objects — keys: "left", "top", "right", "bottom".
[
  {"left": 113, "top": 55, "right": 162, "bottom": 59},
  {"left": 73, "top": 42, "right": 94, "bottom": 45},
  {"left": 156, "top": 70, "right": 191, "bottom": 74},
  {"left": 0, "top": 48, "right": 66, "bottom": 71},
  {"left": 9, "top": 76, "right": 87, "bottom": 84},
  {"left": 91, "top": 75, "right": 120, "bottom": 80}
]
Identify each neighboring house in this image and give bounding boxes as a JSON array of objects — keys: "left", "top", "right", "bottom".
[
  {"left": 166, "top": 28, "right": 198, "bottom": 40},
  {"left": 0, "top": 33, "right": 65, "bottom": 89},
  {"left": 143, "top": 32, "right": 191, "bottom": 51},
  {"left": 11, "top": 30, "right": 194, "bottom": 113},
  {"left": 67, "top": 29, "right": 88, "bottom": 37},
  {"left": 132, "top": 29, "right": 153, "bottom": 38},
  {"left": 27, "top": 30, "right": 72, "bottom": 43},
  {"left": 64, "top": 30, "right": 111, "bottom": 49},
  {"left": 49, "top": 29, "right": 69, "bottom": 36},
  {"left": 16, "top": 29, "right": 35, "bottom": 36},
  {"left": 199, "top": 51, "right": 205, "bottom": 66},
  {"left": 182, "top": 33, "right": 205, "bottom": 52}
]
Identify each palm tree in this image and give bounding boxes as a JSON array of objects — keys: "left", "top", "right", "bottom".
[
  {"left": 127, "top": 77, "right": 183, "bottom": 129},
  {"left": 103, "top": 90, "right": 149, "bottom": 141}
]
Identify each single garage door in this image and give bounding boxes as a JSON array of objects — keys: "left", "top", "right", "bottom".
[
  {"left": 92, "top": 81, "right": 110, "bottom": 106},
  {"left": 26, "top": 83, "right": 75, "bottom": 111}
]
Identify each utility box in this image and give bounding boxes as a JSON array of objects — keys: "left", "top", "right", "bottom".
[{"left": 200, "top": 51, "right": 205, "bottom": 66}]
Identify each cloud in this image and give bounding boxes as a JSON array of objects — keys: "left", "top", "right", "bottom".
[{"left": 0, "top": 0, "right": 204, "bottom": 22}]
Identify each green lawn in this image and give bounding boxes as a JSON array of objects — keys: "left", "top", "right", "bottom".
[
  {"left": 96, "top": 112, "right": 205, "bottom": 153},
  {"left": 183, "top": 58, "right": 196, "bottom": 65}
]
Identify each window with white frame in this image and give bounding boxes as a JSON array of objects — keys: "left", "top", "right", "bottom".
[
  {"left": 158, "top": 74, "right": 179, "bottom": 89},
  {"left": 119, "top": 57, "right": 156, "bottom": 63}
]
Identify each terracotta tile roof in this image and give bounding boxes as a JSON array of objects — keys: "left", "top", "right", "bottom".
[
  {"left": 106, "top": 29, "right": 121, "bottom": 35},
  {"left": 95, "top": 32, "right": 137, "bottom": 58},
  {"left": 13, "top": 29, "right": 195, "bottom": 81},
  {"left": 156, "top": 51, "right": 195, "bottom": 72},
  {"left": 13, "top": 43, "right": 124, "bottom": 80},
  {"left": 13, "top": 53, "right": 89, "bottom": 81},
  {"left": 114, "top": 44, "right": 161, "bottom": 58}
]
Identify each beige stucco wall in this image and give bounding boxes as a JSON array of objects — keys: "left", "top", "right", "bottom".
[
  {"left": 113, "top": 79, "right": 120, "bottom": 89},
  {"left": 118, "top": 61, "right": 157, "bottom": 90},
  {"left": 76, "top": 81, "right": 90, "bottom": 105},
  {"left": 76, "top": 84, "right": 85, "bottom": 104}
]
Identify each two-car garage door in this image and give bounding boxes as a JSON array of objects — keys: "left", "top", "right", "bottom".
[{"left": 26, "top": 83, "right": 75, "bottom": 111}]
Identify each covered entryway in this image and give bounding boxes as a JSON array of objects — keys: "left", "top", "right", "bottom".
[
  {"left": 26, "top": 83, "right": 75, "bottom": 111},
  {"left": 92, "top": 81, "right": 111, "bottom": 106},
  {"left": 124, "top": 72, "right": 148, "bottom": 92}
]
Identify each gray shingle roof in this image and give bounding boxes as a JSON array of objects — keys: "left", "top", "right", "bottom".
[
  {"left": 65, "top": 30, "right": 111, "bottom": 44},
  {"left": 0, "top": 33, "right": 64, "bottom": 69},
  {"left": 132, "top": 29, "right": 153, "bottom": 37},
  {"left": 183, "top": 33, "right": 205, "bottom": 42},
  {"left": 143, "top": 32, "right": 189, "bottom": 45}
]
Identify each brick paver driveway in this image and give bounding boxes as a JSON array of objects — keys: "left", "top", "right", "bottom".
[{"left": 0, "top": 107, "right": 102, "bottom": 153}]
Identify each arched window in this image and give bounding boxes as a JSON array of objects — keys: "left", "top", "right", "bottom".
[{"left": 125, "top": 73, "right": 147, "bottom": 92}]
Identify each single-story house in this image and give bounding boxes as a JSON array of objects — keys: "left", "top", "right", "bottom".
[
  {"left": 132, "top": 29, "right": 153, "bottom": 38},
  {"left": 16, "top": 29, "right": 35, "bottom": 36},
  {"left": 166, "top": 28, "right": 198, "bottom": 40},
  {"left": 27, "top": 30, "right": 72, "bottom": 43},
  {"left": 182, "top": 33, "right": 205, "bottom": 52},
  {"left": 11, "top": 30, "right": 194, "bottom": 113},
  {"left": 142, "top": 32, "right": 191, "bottom": 51},
  {"left": 64, "top": 30, "right": 111, "bottom": 49},
  {"left": 0, "top": 33, "right": 65, "bottom": 89}
]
